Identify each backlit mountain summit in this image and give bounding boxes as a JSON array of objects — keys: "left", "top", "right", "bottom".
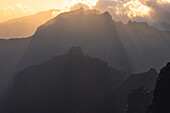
[{"left": 19, "top": 8, "right": 170, "bottom": 73}]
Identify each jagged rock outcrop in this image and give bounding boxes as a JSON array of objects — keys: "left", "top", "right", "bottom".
[
  {"left": 1, "top": 46, "right": 126, "bottom": 113},
  {"left": 125, "top": 87, "right": 153, "bottom": 113},
  {"left": 148, "top": 63, "right": 170, "bottom": 113},
  {"left": 113, "top": 68, "right": 158, "bottom": 113}
]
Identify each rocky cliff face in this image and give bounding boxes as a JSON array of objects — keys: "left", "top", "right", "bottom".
[
  {"left": 125, "top": 87, "right": 153, "bottom": 113},
  {"left": 149, "top": 63, "right": 170, "bottom": 113},
  {"left": 113, "top": 69, "right": 158, "bottom": 113}
]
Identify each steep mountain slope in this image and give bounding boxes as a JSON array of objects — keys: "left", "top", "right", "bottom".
[
  {"left": 148, "top": 63, "right": 170, "bottom": 113},
  {"left": 1, "top": 46, "right": 127, "bottom": 113},
  {"left": 126, "top": 87, "right": 153, "bottom": 113},
  {"left": 113, "top": 69, "right": 158, "bottom": 113},
  {"left": 0, "top": 9, "right": 60, "bottom": 39},
  {"left": 19, "top": 8, "right": 170, "bottom": 73}
]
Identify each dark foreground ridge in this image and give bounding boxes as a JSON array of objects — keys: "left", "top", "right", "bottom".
[
  {"left": 125, "top": 87, "right": 153, "bottom": 113},
  {"left": 1, "top": 46, "right": 118, "bottom": 113},
  {"left": 148, "top": 63, "right": 170, "bottom": 113},
  {"left": 0, "top": 46, "right": 161, "bottom": 113}
]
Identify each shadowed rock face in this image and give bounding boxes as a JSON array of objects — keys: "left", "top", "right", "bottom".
[
  {"left": 1, "top": 46, "right": 123, "bottom": 113},
  {"left": 149, "top": 63, "right": 170, "bottom": 113},
  {"left": 125, "top": 87, "right": 153, "bottom": 113},
  {"left": 113, "top": 68, "right": 158, "bottom": 113}
]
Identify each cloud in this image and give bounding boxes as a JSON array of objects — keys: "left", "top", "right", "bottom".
[
  {"left": 16, "top": 3, "right": 34, "bottom": 14},
  {"left": 1, "top": 3, "right": 34, "bottom": 22},
  {"left": 52, "top": 9, "right": 62, "bottom": 18},
  {"left": 70, "top": 3, "right": 90, "bottom": 10},
  {"left": 95, "top": 0, "right": 170, "bottom": 31}
]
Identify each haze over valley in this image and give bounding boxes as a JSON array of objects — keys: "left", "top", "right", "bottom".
[{"left": 0, "top": 1, "right": 170, "bottom": 113}]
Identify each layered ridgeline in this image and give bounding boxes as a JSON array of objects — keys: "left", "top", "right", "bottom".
[
  {"left": 0, "top": 9, "right": 60, "bottom": 39},
  {"left": 0, "top": 47, "right": 158, "bottom": 113},
  {"left": 1, "top": 46, "right": 125, "bottom": 113},
  {"left": 18, "top": 8, "right": 170, "bottom": 73}
]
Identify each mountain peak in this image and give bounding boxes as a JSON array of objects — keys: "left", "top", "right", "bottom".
[
  {"left": 79, "top": 7, "right": 85, "bottom": 11},
  {"left": 160, "top": 62, "right": 170, "bottom": 75},
  {"left": 67, "top": 46, "right": 85, "bottom": 57},
  {"left": 103, "top": 11, "right": 110, "bottom": 16},
  {"left": 148, "top": 68, "right": 157, "bottom": 73},
  {"left": 102, "top": 11, "right": 112, "bottom": 20}
]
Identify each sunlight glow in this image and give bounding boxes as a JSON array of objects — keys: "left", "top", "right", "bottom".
[
  {"left": 158, "top": 0, "right": 170, "bottom": 3},
  {"left": 123, "top": 0, "right": 151, "bottom": 18},
  {"left": 64, "top": 0, "right": 99, "bottom": 9}
]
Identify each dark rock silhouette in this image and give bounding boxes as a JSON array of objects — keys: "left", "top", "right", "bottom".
[
  {"left": 113, "top": 68, "right": 158, "bottom": 113},
  {"left": 148, "top": 63, "right": 170, "bottom": 113},
  {"left": 125, "top": 87, "right": 153, "bottom": 113},
  {"left": 1, "top": 46, "right": 125, "bottom": 113},
  {"left": 0, "top": 46, "right": 161, "bottom": 113}
]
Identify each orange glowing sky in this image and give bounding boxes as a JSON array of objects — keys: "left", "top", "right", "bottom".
[
  {"left": 0, "top": 0, "right": 99, "bottom": 22},
  {"left": 0, "top": 0, "right": 169, "bottom": 23}
]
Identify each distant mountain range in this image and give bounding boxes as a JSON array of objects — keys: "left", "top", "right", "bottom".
[
  {"left": 0, "top": 8, "right": 169, "bottom": 113},
  {"left": 18, "top": 8, "right": 170, "bottom": 73},
  {"left": 0, "top": 9, "right": 60, "bottom": 39},
  {"left": 0, "top": 46, "right": 158, "bottom": 113},
  {"left": 0, "top": 8, "right": 170, "bottom": 95}
]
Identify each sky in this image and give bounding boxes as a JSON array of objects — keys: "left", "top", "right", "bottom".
[
  {"left": 0, "top": 0, "right": 170, "bottom": 30},
  {"left": 0, "top": 0, "right": 98, "bottom": 22}
]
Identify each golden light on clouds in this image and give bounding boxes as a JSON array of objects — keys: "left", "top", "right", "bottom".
[
  {"left": 0, "top": 0, "right": 170, "bottom": 27},
  {"left": 64, "top": 0, "right": 99, "bottom": 9},
  {"left": 123, "top": 0, "right": 151, "bottom": 18},
  {"left": 158, "top": 0, "right": 170, "bottom": 3},
  {"left": 0, "top": 3, "right": 35, "bottom": 22}
]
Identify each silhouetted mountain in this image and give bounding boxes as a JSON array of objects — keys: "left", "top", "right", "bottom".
[
  {"left": 18, "top": 8, "right": 170, "bottom": 73},
  {"left": 0, "top": 9, "right": 60, "bottom": 39},
  {"left": 125, "top": 87, "right": 153, "bottom": 113},
  {"left": 1, "top": 46, "right": 127, "bottom": 113},
  {"left": 113, "top": 68, "right": 158, "bottom": 113},
  {"left": 148, "top": 63, "right": 170, "bottom": 113}
]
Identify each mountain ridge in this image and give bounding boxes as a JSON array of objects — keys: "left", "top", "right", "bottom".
[
  {"left": 0, "top": 9, "right": 60, "bottom": 39},
  {"left": 18, "top": 8, "right": 170, "bottom": 73}
]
